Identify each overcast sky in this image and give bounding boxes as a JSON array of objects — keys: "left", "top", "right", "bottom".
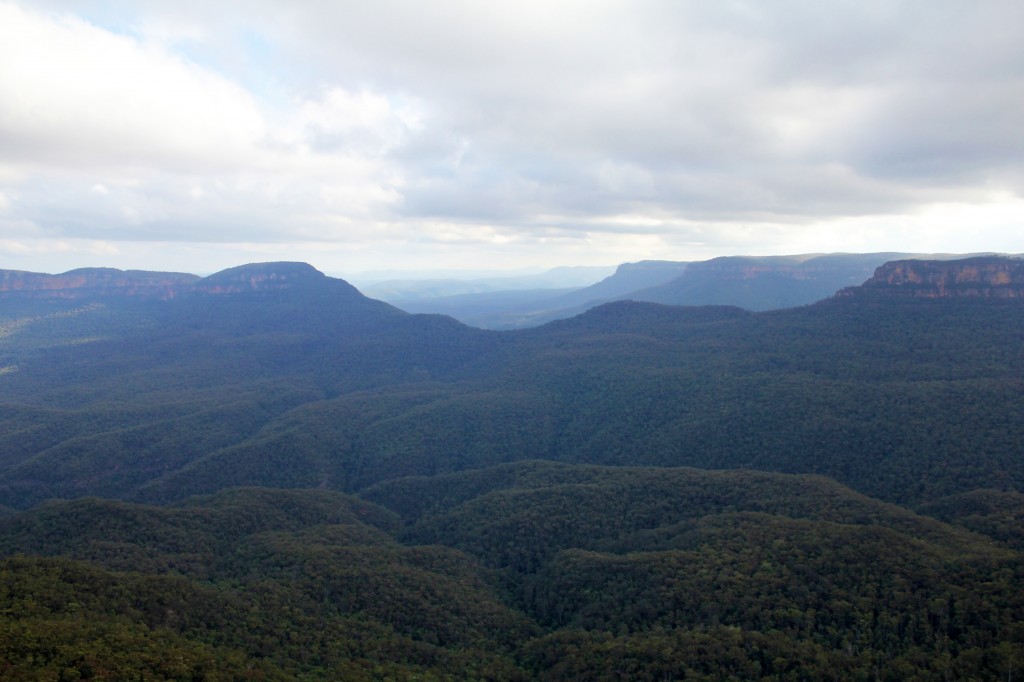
[{"left": 1, "top": 1, "right": 1022, "bottom": 276}]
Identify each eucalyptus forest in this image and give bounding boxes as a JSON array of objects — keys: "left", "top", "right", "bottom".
[{"left": 0, "top": 256, "right": 1022, "bottom": 680}]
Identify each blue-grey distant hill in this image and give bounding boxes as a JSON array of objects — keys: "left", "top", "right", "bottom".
[
  {"left": 3, "top": 256, "right": 1024, "bottom": 681},
  {"left": 629, "top": 253, "right": 911, "bottom": 309},
  {"left": 392, "top": 260, "right": 688, "bottom": 328},
  {"left": 357, "top": 265, "right": 615, "bottom": 301},
  {"left": 389, "top": 253, "right": 919, "bottom": 328},
  {"left": 2, "top": 255, "right": 1024, "bottom": 511}
]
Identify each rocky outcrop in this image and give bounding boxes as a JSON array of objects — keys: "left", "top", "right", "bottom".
[
  {"left": 838, "top": 256, "right": 1024, "bottom": 299},
  {"left": 0, "top": 262, "right": 351, "bottom": 300},
  {"left": 628, "top": 253, "right": 905, "bottom": 311},
  {"left": 190, "top": 262, "right": 330, "bottom": 295},
  {"left": 0, "top": 268, "right": 199, "bottom": 300}
]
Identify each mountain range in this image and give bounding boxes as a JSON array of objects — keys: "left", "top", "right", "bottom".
[
  {"left": 0, "top": 253, "right": 1022, "bottom": 678},
  {"left": 375, "top": 252, "right": 1002, "bottom": 328}
]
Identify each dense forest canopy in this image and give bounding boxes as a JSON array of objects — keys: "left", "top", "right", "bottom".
[
  {"left": 2, "top": 262, "right": 1022, "bottom": 508},
  {"left": 0, "top": 256, "right": 1022, "bottom": 679}
]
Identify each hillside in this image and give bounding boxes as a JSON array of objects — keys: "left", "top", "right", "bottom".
[
  {"left": 386, "top": 253, "right": 915, "bottom": 328},
  {"left": 0, "top": 267, "right": 199, "bottom": 300},
  {"left": 0, "top": 488, "right": 535, "bottom": 679},
  {"left": 840, "top": 255, "right": 1024, "bottom": 298},
  {"left": 0, "top": 467, "right": 1021, "bottom": 679},
  {"left": 1, "top": 258, "right": 1023, "bottom": 509},
  {"left": 357, "top": 264, "right": 615, "bottom": 300},
  {"left": 387, "top": 260, "right": 688, "bottom": 328},
  {"left": 1, "top": 255, "right": 1023, "bottom": 677},
  {"left": 629, "top": 253, "right": 906, "bottom": 309}
]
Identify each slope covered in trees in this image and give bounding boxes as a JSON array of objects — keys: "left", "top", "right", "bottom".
[
  {"left": 378, "top": 253, "right": 926, "bottom": 328},
  {"left": 0, "top": 257, "right": 1022, "bottom": 677},
  {"left": 0, "top": 468, "right": 1021, "bottom": 679},
  {"left": 1, "top": 260, "right": 1023, "bottom": 508},
  {"left": 0, "top": 488, "right": 534, "bottom": 680}
]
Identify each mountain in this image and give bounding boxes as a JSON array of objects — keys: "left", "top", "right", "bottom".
[
  {"left": 537, "top": 259, "right": 692, "bottom": 307},
  {"left": 840, "top": 255, "right": 1024, "bottom": 298},
  {"left": 2, "top": 255, "right": 1023, "bottom": 678},
  {"left": 358, "top": 264, "right": 615, "bottom": 301},
  {"left": 190, "top": 260, "right": 335, "bottom": 294},
  {"left": 384, "top": 260, "right": 691, "bottom": 328},
  {"left": 917, "top": 488, "right": 1024, "bottom": 551},
  {"left": 0, "top": 267, "right": 198, "bottom": 300},
  {"left": 0, "top": 261, "right": 459, "bottom": 358},
  {"left": 495, "top": 259, "right": 695, "bottom": 327},
  {"left": 379, "top": 287, "right": 582, "bottom": 329},
  {"left": 501, "top": 253, "right": 900, "bottom": 327},
  {"left": 0, "top": 261, "right": 504, "bottom": 507},
  {"left": 0, "top": 261, "right": 374, "bottom": 301},
  {"left": 628, "top": 252, "right": 907, "bottom": 309},
  {"left": 387, "top": 254, "right": 914, "bottom": 329},
  {"left": 1, "top": 256, "right": 1023, "bottom": 510}
]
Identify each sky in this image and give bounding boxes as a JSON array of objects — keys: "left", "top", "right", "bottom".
[{"left": 1, "top": 0, "right": 1022, "bottom": 277}]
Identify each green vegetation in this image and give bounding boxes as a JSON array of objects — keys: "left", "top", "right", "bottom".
[
  {"left": 0, "top": 471, "right": 1021, "bottom": 679},
  {"left": 0, "top": 488, "right": 533, "bottom": 679},
  {"left": 0, "top": 261, "right": 1022, "bottom": 677},
  {"left": 3, "top": 291, "right": 1023, "bottom": 508},
  {"left": 917, "top": 489, "right": 1024, "bottom": 552}
]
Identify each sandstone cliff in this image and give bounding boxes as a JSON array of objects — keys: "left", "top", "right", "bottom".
[
  {"left": 0, "top": 263, "right": 341, "bottom": 300},
  {"left": 838, "top": 256, "right": 1024, "bottom": 299},
  {"left": 0, "top": 268, "right": 199, "bottom": 300}
]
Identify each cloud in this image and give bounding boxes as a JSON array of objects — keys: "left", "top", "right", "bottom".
[
  {"left": 282, "top": 0, "right": 1023, "bottom": 227},
  {"left": 0, "top": 2, "right": 420, "bottom": 244},
  {"left": 0, "top": 0, "right": 1021, "bottom": 274},
  {"left": 0, "top": 3, "right": 266, "bottom": 174}
]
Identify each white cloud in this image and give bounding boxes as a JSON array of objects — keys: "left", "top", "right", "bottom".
[
  {"left": 0, "top": 3, "right": 266, "bottom": 173},
  {"left": 279, "top": 88, "right": 416, "bottom": 155},
  {"left": 0, "top": 3, "right": 420, "bottom": 245},
  {"left": 0, "top": 0, "right": 1022, "bottom": 274}
]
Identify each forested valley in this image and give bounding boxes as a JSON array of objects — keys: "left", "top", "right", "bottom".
[{"left": 0, "top": 257, "right": 1022, "bottom": 679}]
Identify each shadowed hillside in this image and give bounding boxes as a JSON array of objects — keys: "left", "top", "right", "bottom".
[
  {"left": 387, "top": 253, "right": 915, "bottom": 328},
  {"left": 0, "top": 256, "right": 1022, "bottom": 678},
  {"left": 1, "top": 258, "right": 1023, "bottom": 509},
  {"left": 0, "top": 468, "right": 1020, "bottom": 679}
]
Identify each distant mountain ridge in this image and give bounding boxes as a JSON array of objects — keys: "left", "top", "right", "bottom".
[
  {"left": 840, "top": 255, "right": 1024, "bottom": 298},
  {"left": 628, "top": 253, "right": 909, "bottom": 309},
  {"left": 391, "top": 260, "right": 690, "bottom": 328},
  {"left": 5, "top": 253, "right": 1011, "bottom": 311},
  {"left": 0, "top": 262, "right": 349, "bottom": 300},
  {"left": 358, "top": 265, "right": 616, "bottom": 301},
  {"left": 1, "top": 255, "right": 1022, "bottom": 680},
  {"left": 0, "top": 267, "right": 199, "bottom": 300},
  {"left": 548, "top": 260, "right": 691, "bottom": 306},
  {"left": 192, "top": 261, "right": 331, "bottom": 294},
  {"left": 385, "top": 253, "right": 933, "bottom": 328},
  {"left": 2, "top": 253, "right": 1023, "bottom": 510}
]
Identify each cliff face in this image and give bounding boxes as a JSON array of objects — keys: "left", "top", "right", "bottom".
[
  {"left": 0, "top": 268, "right": 199, "bottom": 300},
  {"left": 629, "top": 253, "right": 902, "bottom": 311},
  {"left": 0, "top": 262, "right": 348, "bottom": 301},
  {"left": 839, "top": 257, "right": 1024, "bottom": 299},
  {"left": 685, "top": 254, "right": 907, "bottom": 282},
  {"left": 190, "top": 262, "right": 332, "bottom": 295}
]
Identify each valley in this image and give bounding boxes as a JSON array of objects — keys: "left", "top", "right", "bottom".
[{"left": 0, "top": 254, "right": 1022, "bottom": 679}]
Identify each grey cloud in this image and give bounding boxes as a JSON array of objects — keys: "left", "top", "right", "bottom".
[
  {"left": 5, "top": 0, "right": 1024, "bottom": 269},
  {"left": 320, "top": 1, "right": 1024, "bottom": 224}
]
